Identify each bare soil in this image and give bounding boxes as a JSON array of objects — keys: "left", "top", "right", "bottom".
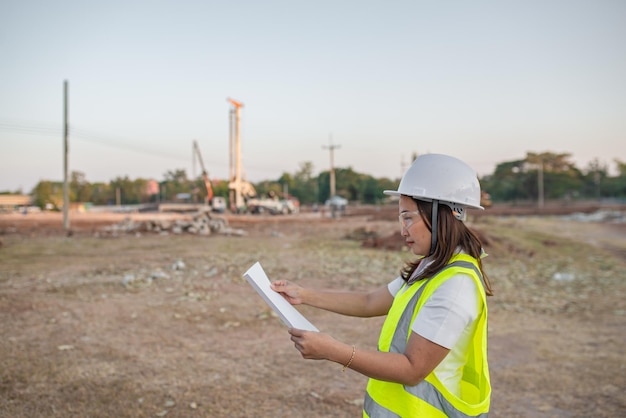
[{"left": 1, "top": 205, "right": 625, "bottom": 417}]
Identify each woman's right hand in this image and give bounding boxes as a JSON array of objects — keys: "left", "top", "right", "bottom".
[{"left": 271, "top": 280, "right": 305, "bottom": 305}]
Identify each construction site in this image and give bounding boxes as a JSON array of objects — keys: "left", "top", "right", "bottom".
[
  {"left": 2, "top": 3, "right": 624, "bottom": 415},
  {"left": 157, "top": 98, "right": 300, "bottom": 217},
  {"left": 1, "top": 199, "right": 625, "bottom": 417},
  {"left": 3, "top": 94, "right": 626, "bottom": 418},
  {"left": 2, "top": 99, "right": 626, "bottom": 418}
]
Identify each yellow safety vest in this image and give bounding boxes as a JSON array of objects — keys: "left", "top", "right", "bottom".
[{"left": 364, "top": 254, "right": 490, "bottom": 417}]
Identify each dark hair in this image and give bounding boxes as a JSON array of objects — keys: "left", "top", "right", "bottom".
[{"left": 400, "top": 199, "right": 493, "bottom": 296}]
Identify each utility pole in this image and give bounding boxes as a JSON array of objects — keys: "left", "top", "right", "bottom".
[
  {"left": 537, "top": 161, "right": 544, "bottom": 209},
  {"left": 322, "top": 135, "right": 340, "bottom": 198},
  {"left": 62, "top": 80, "right": 70, "bottom": 232}
]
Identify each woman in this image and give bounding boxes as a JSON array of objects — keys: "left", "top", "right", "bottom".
[{"left": 271, "top": 153, "right": 493, "bottom": 417}]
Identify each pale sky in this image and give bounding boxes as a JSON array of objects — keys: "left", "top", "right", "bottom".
[{"left": 1, "top": 0, "right": 625, "bottom": 193}]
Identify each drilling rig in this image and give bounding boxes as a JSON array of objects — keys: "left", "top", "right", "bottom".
[{"left": 227, "top": 98, "right": 256, "bottom": 212}]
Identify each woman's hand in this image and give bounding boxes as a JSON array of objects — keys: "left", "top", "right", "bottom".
[
  {"left": 271, "top": 280, "right": 305, "bottom": 305},
  {"left": 288, "top": 328, "right": 341, "bottom": 361}
]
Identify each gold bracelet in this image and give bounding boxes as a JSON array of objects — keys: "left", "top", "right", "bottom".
[{"left": 342, "top": 345, "right": 356, "bottom": 372}]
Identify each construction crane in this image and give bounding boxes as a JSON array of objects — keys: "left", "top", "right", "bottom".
[{"left": 193, "top": 140, "right": 214, "bottom": 205}]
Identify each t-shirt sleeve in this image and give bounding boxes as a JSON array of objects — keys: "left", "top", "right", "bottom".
[
  {"left": 387, "top": 276, "right": 404, "bottom": 296},
  {"left": 412, "top": 274, "right": 480, "bottom": 349}
]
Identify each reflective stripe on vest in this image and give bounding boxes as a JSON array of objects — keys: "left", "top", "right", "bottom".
[
  {"left": 364, "top": 381, "right": 489, "bottom": 418},
  {"left": 364, "top": 256, "right": 490, "bottom": 418}
]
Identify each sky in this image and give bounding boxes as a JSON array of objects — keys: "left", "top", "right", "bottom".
[{"left": 1, "top": 0, "right": 625, "bottom": 193}]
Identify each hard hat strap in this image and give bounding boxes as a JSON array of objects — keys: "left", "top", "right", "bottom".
[{"left": 430, "top": 200, "right": 439, "bottom": 256}]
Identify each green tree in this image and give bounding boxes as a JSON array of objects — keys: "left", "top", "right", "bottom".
[
  {"left": 581, "top": 159, "right": 608, "bottom": 200},
  {"left": 335, "top": 167, "right": 362, "bottom": 201},
  {"left": 109, "top": 176, "right": 149, "bottom": 204},
  {"left": 161, "top": 169, "right": 191, "bottom": 201},
  {"left": 615, "top": 159, "right": 626, "bottom": 177},
  {"left": 211, "top": 179, "right": 229, "bottom": 200},
  {"left": 290, "top": 161, "right": 318, "bottom": 204},
  {"left": 318, "top": 167, "right": 397, "bottom": 204},
  {"left": 277, "top": 172, "right": 295, "bottom": 197},
  {"left": 377, "top": 177, "right": 399, "bottom": 195},
  {"left": 19, "top": 151, "right": 626, "bottom": 210},
  {"left": 604, "top": 159, "right": 626, "bottom": 198},
  {"left": 32, "top": 181, "right": 63, "bottom": 209},
  {"left": 484, "top": 153, "right": 585, "bottom": 203},
  {"left": 359, "top": 175, "right": 380, "bottom": 204},
  {"left": 70, "top": 171, "right": 93, "bottom": 202},
  {"left": 90, "top": 182, "right": 111, "bottom": 205},
  {"left": 481, "top": 159, "right": 527, "bottom": 202},
  {"left": 525, "top": 151, "right": 582, "bottom": 200},
  {"left": 0, "top": 188, "right": 23, "bottom": 194},
  {"left": 253, "top": 162, "right": 319, "bottom": 205}
]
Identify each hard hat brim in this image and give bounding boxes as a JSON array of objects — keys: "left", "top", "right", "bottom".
[{"left": 383, "top": 190, "right": 400, "bottom": 196}]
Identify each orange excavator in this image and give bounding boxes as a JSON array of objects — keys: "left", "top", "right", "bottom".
[{"left": 193, "top": 140, "right": 214, "bottom": 205}]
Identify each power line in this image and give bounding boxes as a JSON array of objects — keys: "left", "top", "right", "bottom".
[
  {"left": 0, "top": 119, "right": 311, "bottom": 179},
  {"left": 0, "top": 121, "right": 59, "bottom": 136},
  {"left": 0, "top": 120, "right": 191, "bottom": 163}
]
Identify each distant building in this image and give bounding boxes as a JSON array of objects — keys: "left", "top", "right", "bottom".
[
  {"left": 0, "top": 194, "right": 32, "bottom": 212},
  {"left": 146, "top": 180, "right": 159, "bottom": 196}
]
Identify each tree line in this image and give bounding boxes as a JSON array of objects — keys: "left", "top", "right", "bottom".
[
  {"left": 6, "top": 151, "right": 626, "bottom": 209},
  {"left": 481, "top": 152, "right": 626, "bottom": 203}
]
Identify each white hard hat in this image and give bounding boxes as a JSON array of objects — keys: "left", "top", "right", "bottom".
[{"left": 384, "top": 153, "right": 484, "bottom": 211}]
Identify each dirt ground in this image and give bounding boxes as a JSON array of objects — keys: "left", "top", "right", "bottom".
[{"left": 0, "top": 205, "right": 625, "bottom": 417}]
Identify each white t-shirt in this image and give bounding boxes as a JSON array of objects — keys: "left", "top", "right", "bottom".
[{"left": 387, "top": 257, "right": 481, "bottom": 396}]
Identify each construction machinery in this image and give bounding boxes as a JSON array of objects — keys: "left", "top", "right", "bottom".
[
  {"left": 192, "top": 140, "right": 214, "bottom": 206},
  {"left": 227, "top": 98, "right": 257, "bottom": 212},
  {"left": 247, "top": 193, "right": 298, "bottom": 215}
]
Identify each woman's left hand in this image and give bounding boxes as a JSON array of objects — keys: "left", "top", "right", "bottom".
[{"left": 288, "top": 328, "right": 339, "bottom": 360}]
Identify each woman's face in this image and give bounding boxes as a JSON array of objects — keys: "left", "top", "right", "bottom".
[{"left": 398, "top": 195, "right": 431, "bottom": 256}]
